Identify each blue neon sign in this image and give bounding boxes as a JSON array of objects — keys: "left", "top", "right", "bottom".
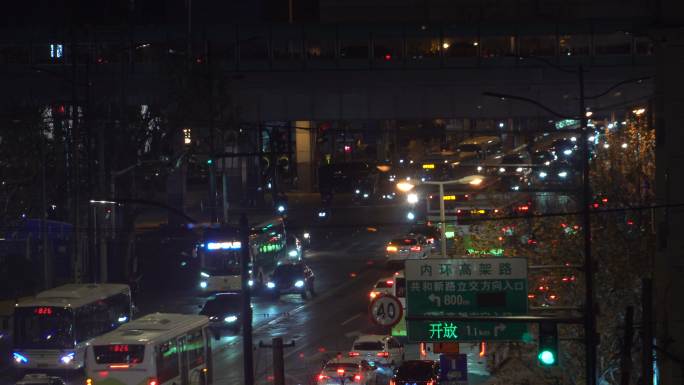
[{"left": 206, "top": 241, "right": 241, "bottom": 250}]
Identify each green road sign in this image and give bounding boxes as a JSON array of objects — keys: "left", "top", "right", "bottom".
[
  {"left": 407, "top": 320, "right": 528, "bottom": 341},
  {"left": 405, "top": 258, "right": 528, "bottom": 342}
]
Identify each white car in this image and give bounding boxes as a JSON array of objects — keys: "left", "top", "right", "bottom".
[
  {"left": 349, "top": 334, "right": 404, "bottom": 367},
  {"left": 369, "top": 277, "right": 395, "bottom": 301},
  {"left": 385, "top": 235, "right": 428, "bottom": 263},
  {"left": 317, "top": 357, "right": 378, "bottom": 385}
]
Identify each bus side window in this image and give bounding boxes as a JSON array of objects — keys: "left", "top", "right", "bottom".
[
  {"left": 157, "top": 339, "right": 180, "bottom": 383},
  {"left": 187, "top": 328, "right": 205, "bottom": 368}
]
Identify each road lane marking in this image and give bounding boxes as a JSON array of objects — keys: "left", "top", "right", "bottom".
[{"left": 340, "top": 313, "right": 361, "bottom": 326}]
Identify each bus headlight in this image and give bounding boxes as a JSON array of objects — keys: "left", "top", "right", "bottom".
[
  {"left": 200, "top": 271, "right": 210, "bottom": 278},
  {"left": 294, "top": 280, "right": 305, "bottom": 288},
  {"left": 13, "top": 352, "right": 28, "bottom": 364},
  {"left": 288, "top": 250, "right": 298, "bottom": 257},
  {"left": 224, "top": 315, "right": 238, "bottom": 323},
  {"left": 60, "top": 352, "right": 75, "bottom": 365},
  {"left": 266, "top": 282, "right": 276, "bottom": 289},
  {"left": 200, "top": 281, "right": 208, "bottom": 289}
]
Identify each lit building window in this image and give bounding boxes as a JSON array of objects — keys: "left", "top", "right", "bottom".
[
  {"left": 50, "top": 44, "right": 63, "bottom": 59},
  {"left": 183, "top": 128, "right": 192, "bottom": 145}
]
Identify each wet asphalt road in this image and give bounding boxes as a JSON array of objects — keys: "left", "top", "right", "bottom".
[{"left": 0, "top": 202, "right": 410, "bottom": 385}]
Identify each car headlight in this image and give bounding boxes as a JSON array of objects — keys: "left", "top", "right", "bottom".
[
  {"left": 318, "top": 211, "right": 327, "bottom": 218},
  {"left": 539, "top": 171, "right": 547, "bottom": 178},
  {"left": 200, "top": 271, "right": 210, "bottom": 278},
  {"left": 277, "top": 205, "right": 286, "bottom": 213},
  {"left": 363, "top": 193, "right": 369, "bottom": 198},
  {"left": 295, "top": 280, "right": 305, "bottom": 288},
  {"left": 13, "top": 352, "right": 28, "bottom": 364},
  {"left": 289, "top": 250, "right": 298, "bottom": 257},
  {"left": 515, "top": 167, "right": 523, "bottom": 172},
  {"left": 355, "top": 189, "right": 360, "bottom": 194},
  {"left": 407, "top": 212, "right": 415, "bottom": 220},
  {"left": 563, "top": 149, "right": 573, "bottom": 155},
  {"left": 200, "top": 281, "right": 208, "bottom": 289},
  {"left": 60, "top": 352, "right": 75, "bottom": 365},
  {"left": 248, "top": 279, "right": 254, "bottom": 287},
  {"left": 224, "top": 315, "right": 238, "bottom": 323},
  {"left": 558, "top": 171, "right": 568, "bottom": 178},
  {"left": 303, "top": 232, "right": 310, "bottom": 239},
  {"left": 407, "top": 193, "right": 419, "bottom": 204},
  {"left": 267, "top": 282, "right": 276, "bottom": 289},
  {"left": 498, "top": 167, "right": 505, "bottom": 173}
]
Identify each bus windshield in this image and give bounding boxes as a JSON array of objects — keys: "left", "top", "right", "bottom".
[
  {"left": 14, "top": 307, "right": 74, "bottom": 349},
  {"left": 203, "top": 250, "right": 241, "bottom": 275}
]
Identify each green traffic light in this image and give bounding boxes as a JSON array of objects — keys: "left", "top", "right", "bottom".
[
  {"left": 207, "top": 159, "right": 213, "bottom": 165},
  {"left": 538, "top": 350, "right": 556, "bottom": 365}
]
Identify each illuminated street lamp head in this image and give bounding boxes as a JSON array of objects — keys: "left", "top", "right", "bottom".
[{"left": 396, "top": 180, "right": 415, "bottom": 192}]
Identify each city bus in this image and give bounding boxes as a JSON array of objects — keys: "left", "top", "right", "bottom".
[
  {"left": 86, "top": 313, "right": 212, "bottom": 385},
  {"left": 197, "top": 217, "right": 294, "bottom": 292},
  {"left": 12, "top": 284, "right": 132, "bottom": 371}
]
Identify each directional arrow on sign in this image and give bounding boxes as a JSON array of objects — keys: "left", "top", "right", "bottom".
[
  {"left": 428, "top": 294, "right": 441, "bottom": 307},
  {"left": 493, "top": 323, "right": 507, "bottom": 337}
]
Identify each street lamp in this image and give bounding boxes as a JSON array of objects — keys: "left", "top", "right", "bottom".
[
  {"left": 483, "top": 62, "right": 650, "bottom": 385},
  {"left": 396, "top": 175, "right": 488, "bottom": 258}
]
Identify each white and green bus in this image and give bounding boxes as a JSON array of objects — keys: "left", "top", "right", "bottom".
[
  {"left": 86, "top": 313, "right": 213, "bottom": 385},
  {"left": 197, "top": 217, "right": 297, "bottom": 292},
  {"left": 12, "top": 284, "right": 132, "bottom": 371}
]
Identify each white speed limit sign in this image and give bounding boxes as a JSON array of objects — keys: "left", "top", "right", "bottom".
[{"left": 369, "top": 294, "right": 403, "bottom": 327}]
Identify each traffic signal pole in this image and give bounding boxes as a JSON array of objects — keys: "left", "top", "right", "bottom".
[
  {"left": 578, "top": 65, "right": 598, "bottom": 385},
  {"left": 240, "top": 214, "right": 254, "bottom": 385}
]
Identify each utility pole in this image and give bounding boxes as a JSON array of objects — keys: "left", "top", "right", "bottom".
[
  {"left": 578, "top": 64, "right": 597, "bottom": 385},
  {"left": 71, "top": 25, "right": 83, "bottom": 283},
  {"left": 240, "top": 214, "right": 254, "bottom": 385},
  {"left": 258, "top": 337, "right": 296, "bottom": 385},
  {"left": 641, "top": 278, "right": 653, "bottom": 385},
  {"left": 620, "top": 306, "right": 634, "bottom": 385},
  {"left": 40, "top": 115, "right": 51, "bottom": 289}
]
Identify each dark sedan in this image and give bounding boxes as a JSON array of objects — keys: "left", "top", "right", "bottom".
[
  {"left": 198, "top": 292, "right": 243, "bottom": 337},
  {"left": 391, "top": 360, "right": 440, "bottom": 385},
  {"left": 266, "top": 262, "right": 316, "bottom": 300}
]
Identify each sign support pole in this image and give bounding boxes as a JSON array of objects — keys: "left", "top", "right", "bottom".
[{"left": 439, "top": 183, "right": 447, "bottom": 258}]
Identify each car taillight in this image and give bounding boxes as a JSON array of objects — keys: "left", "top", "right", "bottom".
[
  {"left": 427, "top": 380, "right": 434, "bottom": 385},
  {"left": 377, "top": 351, "right": 390, "bottom": 357},
  {"left": 389, "top": 380, "right": 396, "bottom": 385},
  {"left": 354, "top": 374, "right": 362, "bottom": 381},
  {"left": 349, "top": 351, "right": 360, "bottom": 357},
  {"left": 337, "top": 368, "right": 345, "bottom": 375},
  {"left": 410, "top": 246, "right": 421, "bottom": 252},
  {"left": 318, "top": 373, "right": 327, "bottom": 381},
  {"left": 386, "top": 246, "right": 398, "bottom": 252},
  {"left": 386, "top": 280, "right": 394, "bottom": 286},
  {"left": 427, "top": 238, "right": 434, "bottom": 243},
  {"left": 148, "top": 379, "right": 158, "bottom": 385}
]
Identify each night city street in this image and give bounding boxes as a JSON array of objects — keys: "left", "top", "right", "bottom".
[{"left": 2, "top": 1, "right": 684, "bottom": 385}]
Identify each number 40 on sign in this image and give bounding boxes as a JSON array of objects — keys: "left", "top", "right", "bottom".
[{"left": 368, "top": 294, "right": 403, "bottom": 327}]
